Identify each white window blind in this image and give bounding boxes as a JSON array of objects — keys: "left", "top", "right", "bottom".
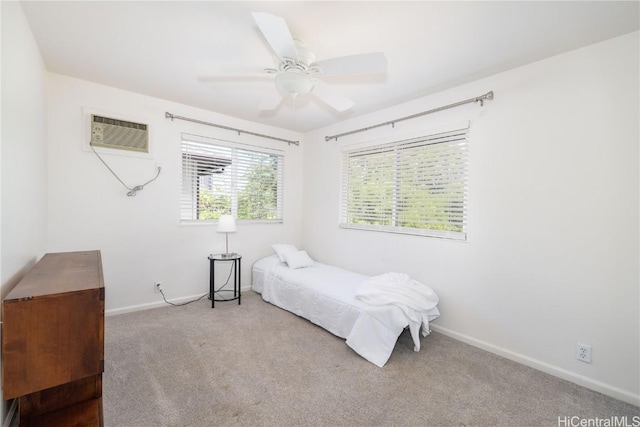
[
  {"left": 340, "top": 126, "right": 469, "bottom": 240},
  {"left": 181, "top": 137, "right": 283, "bottom": 223}
]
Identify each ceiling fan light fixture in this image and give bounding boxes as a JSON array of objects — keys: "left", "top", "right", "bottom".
[{"left": 275, "top": 71, "right": 314, "bottom": 97}]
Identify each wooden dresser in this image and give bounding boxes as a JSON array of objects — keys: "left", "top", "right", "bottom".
[{"left": 2, "top": 250, "right": 105, "bottom": 426}]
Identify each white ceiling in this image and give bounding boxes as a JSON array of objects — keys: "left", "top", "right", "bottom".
[{"left": 21, "top": 1, "right": 639, "bottom": 133}]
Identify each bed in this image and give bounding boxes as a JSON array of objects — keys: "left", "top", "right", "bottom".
[{"left": 252, "top": 248, "right": 440, "bottom": 367}]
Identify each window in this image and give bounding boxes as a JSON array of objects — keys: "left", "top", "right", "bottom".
[
  {"left": 340, "top": 126, "right": 469, "bottom": 240},
  {"left": 181, "top": 136, "right": 283, "bottom": 223}
]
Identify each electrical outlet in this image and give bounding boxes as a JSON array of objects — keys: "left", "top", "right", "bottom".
[
  {"left": 154, "top": 282, "right": 162, "bottom": 293},
  {"left": 576, "top": 343, "right": 592, "bottom": 363}
]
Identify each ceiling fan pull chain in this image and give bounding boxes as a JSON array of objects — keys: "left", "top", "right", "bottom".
[{"left": 292, "top": 92, "right": 298, "bottom": 118}]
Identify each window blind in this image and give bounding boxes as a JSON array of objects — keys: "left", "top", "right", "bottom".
[
  {"left": 181, "top": 138, "right": 283, "bottom": 223},
  {"left": 340, "top": 126, "right": 469, "bottom": 240}
]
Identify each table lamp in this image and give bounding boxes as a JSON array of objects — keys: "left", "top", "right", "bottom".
[{"left": 217, "top": 215, "right": 237, "bottom": 258}]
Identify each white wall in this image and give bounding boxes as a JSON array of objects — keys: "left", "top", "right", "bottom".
[
  {"left": 46, "top": 74, "right": 304, "bottom": 314},
  {"left": 1, "top": 2, "right": 48, "bottom": 289},
  {"left": 302, "top": 32, "right": 639, "bottom": 405},
  {"left": 1, "top": 0, "right": 49, "bottom": 421}
]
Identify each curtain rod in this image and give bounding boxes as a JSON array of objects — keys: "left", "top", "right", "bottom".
[
  {"left": 165, "top": 112, "right": 300, "bottom": 146},
  {"left": 324, "top": 91, "right": 494, "bottom": 142}
]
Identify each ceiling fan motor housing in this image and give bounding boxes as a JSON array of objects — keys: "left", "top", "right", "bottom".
[{"left": 292, "top": 40, "right": 316, "bottom": 66}]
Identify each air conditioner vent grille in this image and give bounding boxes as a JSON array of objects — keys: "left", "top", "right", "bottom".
[{"left": 90, "top": 115, "right": 149, "bottom": 153}]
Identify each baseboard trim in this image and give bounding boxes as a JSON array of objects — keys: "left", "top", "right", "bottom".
[
  {"left": 430, "top": 324, "right": 640, "bottom": 407},
  {"left": 105, "top": 286, "right": 252, "bottom": 317}
]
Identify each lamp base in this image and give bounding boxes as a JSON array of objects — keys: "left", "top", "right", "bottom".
[{"left": 220, "top": 252, "right": 237, "bottom": 258}]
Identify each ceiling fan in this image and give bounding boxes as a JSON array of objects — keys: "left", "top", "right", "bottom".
[{"left": 198, "top": 12, "right": 388, "bottom": 113}]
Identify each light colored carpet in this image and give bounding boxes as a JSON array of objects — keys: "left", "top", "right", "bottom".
[{"left": 104, "top": 291, "right": 638, "bottom": 426}]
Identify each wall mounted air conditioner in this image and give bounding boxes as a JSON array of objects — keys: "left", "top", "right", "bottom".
[{"left": 90, "top": 114, "right": 149, "bottom": 153}]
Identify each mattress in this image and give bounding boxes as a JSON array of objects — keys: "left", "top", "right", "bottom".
[{"left": 252, "top": 254, "right": 439, "bottom": 367}]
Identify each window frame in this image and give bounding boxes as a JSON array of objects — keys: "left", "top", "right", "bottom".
[
  {"left": 339, "top": 123, "right": 470, "bottom": 241},
  {"left": 180, "top": 134, "right": 284, "bottom": 224}
]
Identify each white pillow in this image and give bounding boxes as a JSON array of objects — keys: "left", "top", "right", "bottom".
[
  {"left": 271, "top": 244, "right": 298, "bottom": 263},
  {"left": 283, "top": 250, "right": 315, "bottom": 270}
]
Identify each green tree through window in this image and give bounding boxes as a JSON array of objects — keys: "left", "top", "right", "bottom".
[{"left": 237, "top": 155, "right": 279, "bottom": 220}]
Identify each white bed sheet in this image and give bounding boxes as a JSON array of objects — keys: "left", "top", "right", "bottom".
[{"left": 251, "top": 255, "right": 438, "bottom": 367}]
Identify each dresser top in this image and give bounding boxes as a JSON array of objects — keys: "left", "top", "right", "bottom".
[{"left": 5, "top": 250, "right": 104, "bottom": 301}]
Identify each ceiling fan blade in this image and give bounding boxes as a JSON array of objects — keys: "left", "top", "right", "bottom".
[
  {"left": 259, "top": 88, "right": 284, "bottom": 111},
  {"left": 312, "top": 82, "right": 354, "bottom": 112},
  {"left": 196, "top": 64, "right": 272, "bottom": 80},
  {"left": 252, "top": 12, "right": 298, "bottom": 61},
  {"left": 198, "top": 75, "right": 273, "bottom": 83},
  {"left": 315, "top": 52, "right": 387, "bottom": 76}
]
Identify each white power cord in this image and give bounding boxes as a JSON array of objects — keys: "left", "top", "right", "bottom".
[{"left": 90, "top": 143, "right": 161, "bottom": 196}]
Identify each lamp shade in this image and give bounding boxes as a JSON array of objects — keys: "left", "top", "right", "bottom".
[{"left": 217, "top": 215, "right": 236, "bottom": 233}]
